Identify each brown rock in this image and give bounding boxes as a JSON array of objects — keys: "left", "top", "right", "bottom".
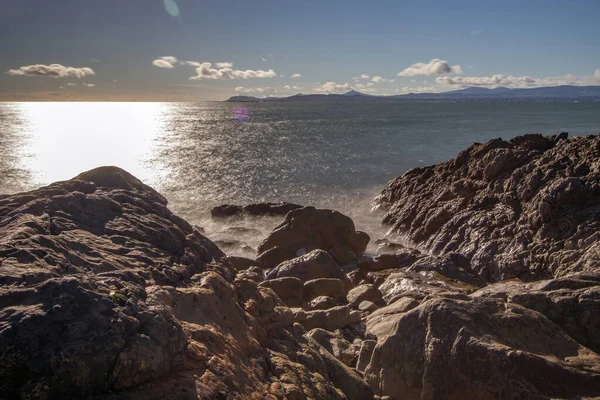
[
  {"left": 347, "top": 284, "right": 383, "bottom": 307},
  {"left": 257, "top": 206, "right": 370, "bottom": 266},
  {"left": 303, "top": 278, "right": 347, "bottom": 301},
  {"left": 259, "top": 277, "right": 304, "bottom": 307},
  {"left": 365, "top": 297, "right": 600, "bottom": 399},
  {"left": 265, "top": 249, "right": 350, "bottom": 286}
]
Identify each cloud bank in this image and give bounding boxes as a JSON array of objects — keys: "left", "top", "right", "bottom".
[
  {"left": 435, "top": 72, "right": 599, "bottom": 89},
  {"left": 188, "top": 62, "right": 276, "bottom": 80},
  {"left": 6, "top": 64, "right": 95, "bottom": 78},
  {"left": 398, "top": 59, "right": 463, "bottom": 76}
]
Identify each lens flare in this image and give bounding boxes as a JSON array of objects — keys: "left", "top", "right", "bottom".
[
  {"left": 232, "top": 106, "right": 249, "bottom": 123},
  {"left": 163, "top": 0, "right": 180, "bottom": 17}
]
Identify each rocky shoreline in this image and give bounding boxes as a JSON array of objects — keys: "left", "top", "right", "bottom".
[{"left": 1, "top": 133, "right": 600, "bottom": 399}]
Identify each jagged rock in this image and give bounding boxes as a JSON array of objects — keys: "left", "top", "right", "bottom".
[
  {"left": 259, "top": 277, "right": 304, "bottom": 307},
  {"left": 210, "top": 202, "right": 303, "bottom": 218},
  {"left": 365, "top": 297, "right": 600, "bottom": 399},
  {"left": 257, "top": 206, "right": 370, "bottom": 266},
  {"left": 472, "top": 272, "right": 600, "bottom": 353},
  {"left": 359, "top": 250, "right": 424, "bottom": 272},
  {"left": 374, "top": 134, "right": 600, "bottom": 282},
  {"left": 406, "top": 253, "right": 485, "bottom": 287},
  {"left": 265, "top": 249, "right": 350, "bottom": 287},
  {"left": 365, "top": 297, "right": 421, "bottom": 340},
  {"left": 305, "top": 328, "right": 358, "bottom": 367},
  {"left": 346, "top": 284, "right": 383, "bottom": 307},
  {"left": 378, "top": 270, "right": 478, "bottom": 304},
  {"left": 303, "top": 278, "right": 347, "bottom": 301}
]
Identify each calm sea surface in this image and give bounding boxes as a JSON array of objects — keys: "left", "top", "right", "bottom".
[{"left": 1, "top": 101, "right": 599, "bottom": 249}]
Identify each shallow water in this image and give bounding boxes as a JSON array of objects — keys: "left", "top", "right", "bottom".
[{"left": 1, "top": 101, "right": 599, "bottom": 253}]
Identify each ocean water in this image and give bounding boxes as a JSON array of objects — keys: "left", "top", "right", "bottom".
[{"left": 1, "top": 101, "right": 599, "bottom": 253}]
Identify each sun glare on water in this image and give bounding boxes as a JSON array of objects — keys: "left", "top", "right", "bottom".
[{"left": 16, "top": 102, "right": 169, "bottom": 188}]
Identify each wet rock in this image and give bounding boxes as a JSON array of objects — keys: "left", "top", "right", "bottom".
[
  {"left": 211, "top": 202, "right": 303, "bottom": 218},
  {"left": 257, "top": 206, "right": 370, "bottom": 266},
  {"left": 222, "top": 255, "right": 259, "bottom": 271}
]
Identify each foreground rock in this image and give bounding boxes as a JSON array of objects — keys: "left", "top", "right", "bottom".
[
  {"left": 0, "top": 167, "right": 373, "bottom": 399},
  {"left": 4, "top": 131, "right": 600, "bottom": 400}
]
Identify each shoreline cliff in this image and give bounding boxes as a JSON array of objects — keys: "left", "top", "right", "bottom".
[{"left": 1, "top": 133, "right": 600, "bottom": 399}]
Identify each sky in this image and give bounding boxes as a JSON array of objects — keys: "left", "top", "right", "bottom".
[{"left": 1, "top": 0, "right": 599, "bottom": 101}]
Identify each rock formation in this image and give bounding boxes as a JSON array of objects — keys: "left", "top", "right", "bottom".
[{"left": 2, "top": 132, "right": 600, "bottom": 399}]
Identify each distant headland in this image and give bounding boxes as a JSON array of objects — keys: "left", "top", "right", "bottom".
[{"left": 225, "top": 85, "right": 600, "bottom": 102}]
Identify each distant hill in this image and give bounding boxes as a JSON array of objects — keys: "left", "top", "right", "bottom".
[{"left": 225, "top": 85, "right": 600, "bottom": 102}]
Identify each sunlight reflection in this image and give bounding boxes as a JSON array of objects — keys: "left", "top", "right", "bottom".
[{"left": 17, "top": 102, "right": 169, "bottom": 189}]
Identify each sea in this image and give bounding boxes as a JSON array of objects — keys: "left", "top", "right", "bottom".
[{"left": 1, "top": 101, "right": 599, "bottom": 254}]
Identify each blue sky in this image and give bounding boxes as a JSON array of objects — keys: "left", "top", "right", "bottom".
[{"left": 1, "top": 0, "right": 599, "bottom": 100}]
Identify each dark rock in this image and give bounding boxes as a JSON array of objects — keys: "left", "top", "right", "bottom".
[
  {"left": 257, "top": 206, "right": 370, "bottom": 266},
  {"left": 259, "top": 277, "right": 304, "bottom": 307},
  {"left": 347, "top": 284, "right": 383, "bottom": 307},
  {"left": 303, "top": 278, "right": 347, "bottom": 302},
  {"left": 211, "top": 202, "right": 303, "bottom": 218},
  {"left": 265, "top": 249, "right": 350, "bottom": 287}
]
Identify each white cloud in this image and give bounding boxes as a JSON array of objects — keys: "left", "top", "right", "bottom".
[
  {"left": 398, "top": 59, "right": 463, "bottom": 76},
  {"left": 354, "top": 83, "right": 377, "bottom": 93},
  {"left": 215, "top": 62, "right": 233, "bottom": 68},
  {"left": 284, "top": 85, "right": 290, "bottom": 89},
  {"left": 371, "top": 76, "right": 391, "bottom": 83},
  {"left": 595, "top": 69, "right": 600, "bottom": 79},
  {"left": 435, "top": 73, "right": 599, "bottom": 89},
  {"left": 291, "top": 73, "right": 302, "bottom": 79},
  {"left": 260, "top": 56, "right": 267, "bottom": 62},
  {"left": 83, "top": 82, "right": 96, "bottom": 87},
  {"left": 188, "top": 62, "right": 277, "bottom": 80},
  {"left": 470, "top": 30, "right": 482, "bottom": 36},
  {"left": 314, "top": 81, "right": 352, "bottom": 93},
  {"left": 353, "top": 74, "right": 371, "bottom": 82},
  {"left": 284, "top": 85, "right": 301, "bottom": 90},
  {"left": 236, "top": 86, "right": 265, "bottom": 93},
  {"left": 6, "top": 64, "right": 95, "bottom": 78},
  {"left": 67, "top": 82, "right": 76, "bottom": 86},
  {"left": 152, "top": 56, "right": 178, "bottom": 68}
]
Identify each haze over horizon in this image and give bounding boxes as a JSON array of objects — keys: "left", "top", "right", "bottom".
[{"left": 1, "top": 0, "right": 599, "bottom": 101}]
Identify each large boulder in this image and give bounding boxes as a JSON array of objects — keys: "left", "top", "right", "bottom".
[
  {"left": 265, "top": 249, "right": 350, "bottom": 286},
  {"left": 257, "top": 206, "right": 370, "bottom": 267},
  {"left": 303, "top": 278, "right": 347, "bottom": 301},
  {"left": 365, "top": 297, "right": 600, "bottom": 399},
  {"left": 374, "top": 134, "right": 600, "bottom": 282}
]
